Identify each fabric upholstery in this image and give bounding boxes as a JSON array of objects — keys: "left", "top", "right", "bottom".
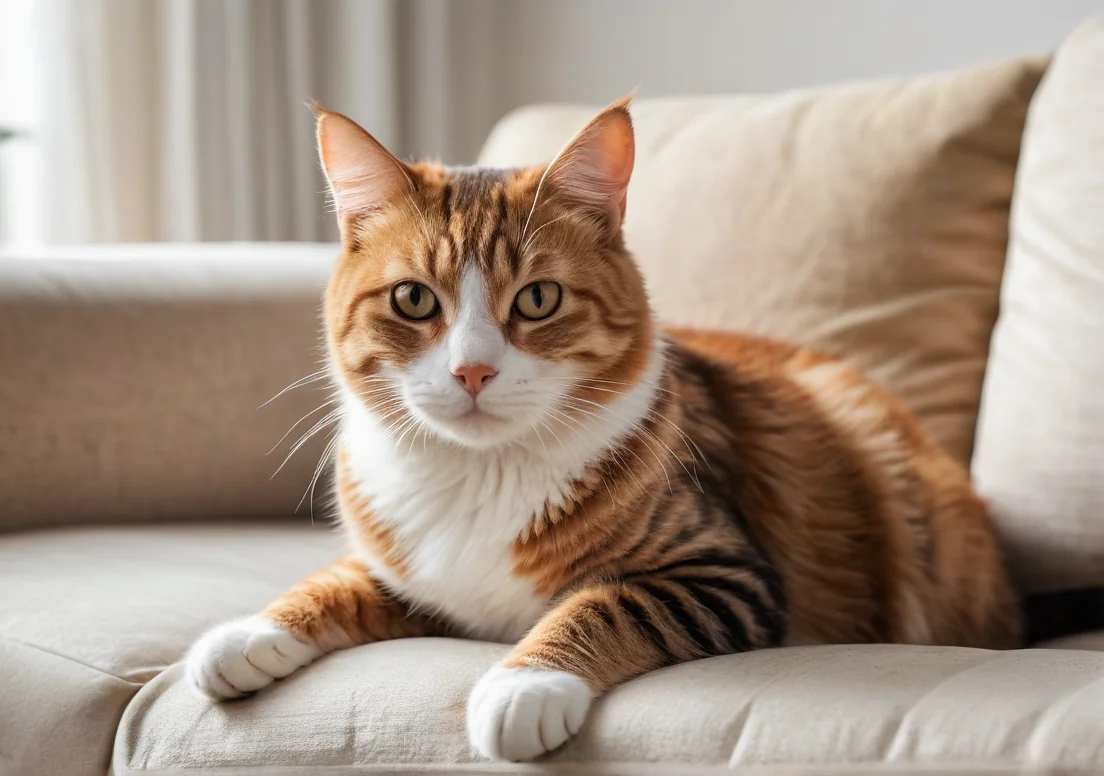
[
  {"left": 0, "top": 523, "right": 341, "bottom": 776},
  {"left": 0, "top": 639, "right": 139, "bottom": 776},
  {"left": 0, "top": 243, "right": 336, "bottom": 531},
  {"left": 971, "top": 20, "right": 1104, "bottom": 594},
  {"left": 116, "top": 640, "right": 1104, "bottom": 773},
  {"left": 479, "top": 58, "right": 1046, "bottom": 467}
]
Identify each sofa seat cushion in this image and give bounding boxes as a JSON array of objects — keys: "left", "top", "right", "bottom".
[
  {"left": 116, "top": 639, "right": 1104, "bottom": 773},
  {"left": 0, "top": 639, "right": 139, "bottom": 776},
  {"left": 0, "top": 523, "right": 342, "bottom": 776}
]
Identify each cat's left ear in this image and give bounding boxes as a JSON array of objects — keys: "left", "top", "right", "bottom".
[{"left": 543, "top": 95, "right": 635, "bottom": 234}]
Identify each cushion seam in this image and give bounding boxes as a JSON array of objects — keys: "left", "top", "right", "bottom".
[{"left": 0, "top": 633, "right": 144, "bottom": 686}]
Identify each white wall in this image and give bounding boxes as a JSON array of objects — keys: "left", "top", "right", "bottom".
[{"left": 446, "top": 0, "right": 1097, "bottom": 161}]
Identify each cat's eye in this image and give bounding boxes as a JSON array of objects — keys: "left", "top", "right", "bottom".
[
  {"left": 391, "top": 282, "right": 439, "bottom": 321},
  {"left": 513, "top": 281, "right": 562, "bottom": 321}
]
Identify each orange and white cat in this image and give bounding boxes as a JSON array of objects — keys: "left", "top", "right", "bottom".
[{"left": 186, "top": 98, "right": 1021, "bottom": 762}]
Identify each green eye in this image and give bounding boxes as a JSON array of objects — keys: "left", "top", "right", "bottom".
[
  {"left": 514, "top": 281, "right": 562, "bottom": 321},
  {"left": 391, "top": 282, "right": 439, "bottom": 320}
]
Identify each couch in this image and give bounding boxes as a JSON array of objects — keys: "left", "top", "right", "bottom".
[{"left": 2, "top": 19, "right": 1103, "bottom": 776}]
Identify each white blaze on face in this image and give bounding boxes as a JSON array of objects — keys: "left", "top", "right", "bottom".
[{"left": 447, "top": 266, "right": 506, "bottom": 376}]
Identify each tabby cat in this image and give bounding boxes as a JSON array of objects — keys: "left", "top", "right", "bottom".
[{"left": 186, "top": 98, "right": 1021, "bottom": 762}]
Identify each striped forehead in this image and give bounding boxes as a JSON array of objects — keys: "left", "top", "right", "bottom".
[
  {"left": 442, "top": 166, "right": 509, "bottom": 211},
  {"left": 427, "top": 166, "right": 519, "bottom": 282}
]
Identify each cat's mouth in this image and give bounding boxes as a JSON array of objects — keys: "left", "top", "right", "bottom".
[
  {"left": 426, "top": 403, "right": 525, "bottom": 449},
  {"left": 454, "top": 405, "right": 505, "bottom": 425},
  {"left": 401, "top": 384, "right": 554, "bottom": 449}
]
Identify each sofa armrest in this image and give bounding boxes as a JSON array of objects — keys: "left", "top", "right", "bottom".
[{"left": 0, "top": 243, "right": 337, "bottom": 531}]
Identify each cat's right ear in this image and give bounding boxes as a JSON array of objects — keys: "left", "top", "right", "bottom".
[{"left": 311, "top": 103, "right": 411, "bottom": 220}]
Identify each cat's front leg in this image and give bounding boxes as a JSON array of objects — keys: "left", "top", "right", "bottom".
[
  {"left": 186, "top": 555, "right": 444, "bottom": 700},
  {"left": 467, "top": 570, "right": 786, "bottom": 762}
]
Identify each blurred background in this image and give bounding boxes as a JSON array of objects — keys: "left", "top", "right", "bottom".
[{"left": 0, "top": 0, "right": 1094, "bottom": 247}]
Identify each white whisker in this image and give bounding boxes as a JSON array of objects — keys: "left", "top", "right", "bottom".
[
  {"left": 558, "top": 396, "right": 675, "bottom": 494},
  {"left": 544, "top": 408, "right": 633, "bottom": 504},
  {"left": 267, "top": 399, "right": 341, "bottom": 455},
  {"left": 550, "top": 403, "right": 651, "bottom": 494},
  {"left": 259, "top": 369, "right": 329, "bottom": 409},
  {"left": 297, "top": 429, "right": 340, "bottom": 523},
  {"left": 539, "top": 378, "right": 708, "bottom": 486},
  {"left": 535, "top": 417, "right": 564, "bottom": 450},
  {"left": 522, "top": 212, "right": 573, "bottom": 254},
  {"left": 531, "top": 421, "right": 550, "bottom": 459},
  {"left": 272, "top": 408, "right": 342, "bottom": 478},
  {"left": 405, "top": 193, "right": 432, "bottom": 243}
]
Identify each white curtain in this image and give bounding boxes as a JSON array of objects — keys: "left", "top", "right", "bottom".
[{"left": 38, "top": 0, "right": 405, "bottom": 243}]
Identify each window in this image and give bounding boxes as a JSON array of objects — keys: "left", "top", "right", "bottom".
[{"left": 0, "top": 0, "right": 42, "bottom": 245}]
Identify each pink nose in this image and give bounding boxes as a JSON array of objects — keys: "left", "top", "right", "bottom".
[{"left": 452, "top": 364, "right": 498, "bottom": 396}]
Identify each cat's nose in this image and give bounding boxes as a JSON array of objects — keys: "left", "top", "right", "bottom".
[{"left": 452, "top": 364, "right": 498, "bottom": 396}]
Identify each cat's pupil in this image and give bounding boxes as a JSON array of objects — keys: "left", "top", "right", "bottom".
[
  {"left": 410, "top": 285, "right": 421, "bottom": 307},
  {"left": 531, "top": 285, "right": 543, "bottom": 309}
]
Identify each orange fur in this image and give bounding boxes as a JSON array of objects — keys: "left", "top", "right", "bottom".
[{"left": 262, "top": 556, "right": 445, "bottom": 652}]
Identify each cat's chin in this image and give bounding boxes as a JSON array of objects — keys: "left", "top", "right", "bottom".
[{"left": 422, "top": 408, "right": 533, "bottom": 450}]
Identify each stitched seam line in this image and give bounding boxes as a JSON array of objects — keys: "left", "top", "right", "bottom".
[{"left": 0, "top": 633, "right": 145, "bottom": 686}]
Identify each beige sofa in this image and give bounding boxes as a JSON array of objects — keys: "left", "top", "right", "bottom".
[{"left": 3, "top": 20, "right": 1104, "bottom": 776}]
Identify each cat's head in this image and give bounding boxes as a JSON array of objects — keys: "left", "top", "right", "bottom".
[{"left": 317, "top": 98, "right": 656, "bottom": 450}]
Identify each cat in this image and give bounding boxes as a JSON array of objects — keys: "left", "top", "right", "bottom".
[{"left": 185, "top": 97, "right": 1022, "bottom": 762}]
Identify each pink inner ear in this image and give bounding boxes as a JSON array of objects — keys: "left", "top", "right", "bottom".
[
  {"left": 317, "top": 110, "right": 409, "bottom": 217},
  {"left": 547, "top": 108, "right": 635, "bottom": 226},
  {"left": 590, "top": 115, "right": 635, "bottom": 192}
]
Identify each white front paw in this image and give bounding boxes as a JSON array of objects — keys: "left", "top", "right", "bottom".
[
  {"left": 186, "top": 615, "right": 322, "bottom": 701},
  {"left": 467, "top": 665, "right": 593, "bottom": 762}
]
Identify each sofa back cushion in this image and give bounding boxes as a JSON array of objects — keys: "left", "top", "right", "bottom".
[
  {"left": 972, "top": 20, "right": 1104, "bottom": 594},
  {"left": 480, "top": 58, "right": 1045, "bottom": 466}
]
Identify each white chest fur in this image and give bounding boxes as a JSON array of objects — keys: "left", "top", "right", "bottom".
[
  {"left": 337, "top": 347, "right": 665, "bottom": 643},
  {"left": 341, "top": 401, "right": 569, "bottom": 641}
]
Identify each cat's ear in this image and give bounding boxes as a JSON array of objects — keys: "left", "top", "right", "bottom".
[
  {"left": 311, "top": 103, "right": 411, "bottom": 219},
  {"left": 543, "top": 95, "right": 635, "bottom": 234}
]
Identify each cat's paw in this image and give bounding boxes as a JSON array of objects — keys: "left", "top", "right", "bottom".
[
  {"left": 467, "top": 665, "right": 593, "bottom": 762},
  {"left": 185, "top": 615, "right": 322, "bottom": 701}
]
